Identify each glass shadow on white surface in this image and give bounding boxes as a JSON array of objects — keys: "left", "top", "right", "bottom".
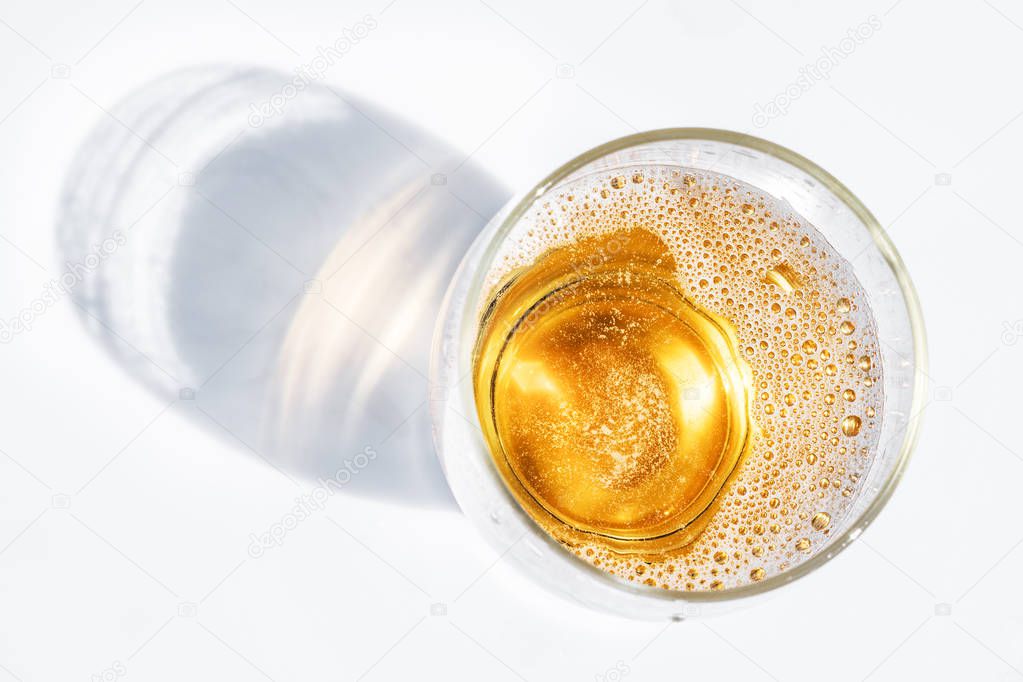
[{"left": 57, "top": 66, "right": 508, "bottom": 509}]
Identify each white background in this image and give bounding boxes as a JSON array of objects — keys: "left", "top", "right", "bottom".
[{"left": 1, "top": 0, "right": 1022, "bottom": 680}]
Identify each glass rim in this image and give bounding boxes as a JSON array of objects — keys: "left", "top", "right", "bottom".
[{"left": 458, "top": 127, "right": 928, "bottom": 604}]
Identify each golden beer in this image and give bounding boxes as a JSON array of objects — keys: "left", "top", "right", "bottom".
[{"left": 473, "top": 167, "right": 881, "bottom": 591}]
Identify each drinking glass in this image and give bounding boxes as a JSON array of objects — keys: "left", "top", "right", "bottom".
[{"left": 430, "top": 128, "right": 927, "bottom": 619}]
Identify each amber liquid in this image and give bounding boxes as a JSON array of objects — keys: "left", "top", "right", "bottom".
[
  {"left": 471, "top": 167, "right": 881, "bottom": 590},
  {"left": 474, "top": 228, "right": 753, "bottom": 553}
]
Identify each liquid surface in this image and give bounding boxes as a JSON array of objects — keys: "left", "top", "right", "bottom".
[
  {"left": 478, "top": 230, "right": 750, "bottom": 550},
  {"left": 473, "top": 167, "right": 883, "bottom": 591}
]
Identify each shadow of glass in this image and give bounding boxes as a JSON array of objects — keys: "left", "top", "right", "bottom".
[{"left": 58, "top": 65, "right": 508, "bottom": 509}]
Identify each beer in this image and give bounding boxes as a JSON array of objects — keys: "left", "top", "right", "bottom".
[{"left": 472, "top": 167, "right": 882, "bottom": 591}]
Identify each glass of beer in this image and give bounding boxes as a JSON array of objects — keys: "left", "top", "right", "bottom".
[{"left": 431, "top": 129, "right": 926, "bottom": 619}]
